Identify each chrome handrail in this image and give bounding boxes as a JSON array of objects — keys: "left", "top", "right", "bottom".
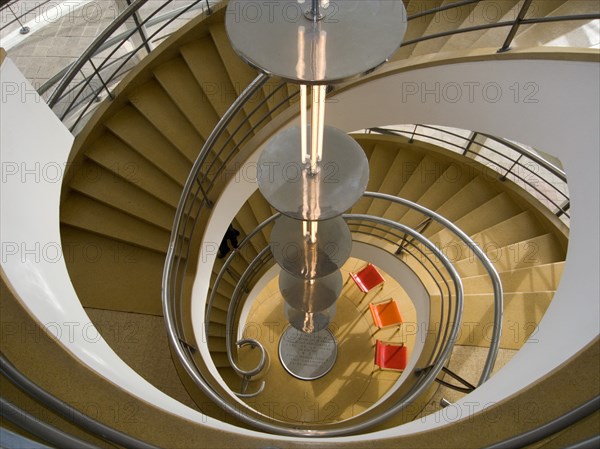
[
  {"left": 194, "top": 211, "right": 464, "bottom": 434},
  {"left": 0, "top": 354, "right": 161, "bottom": 449},
  {"left": 40, "top": 0, "right": 216, "bottom": 131},
  {"left": 31, "top": 0, "right": 596, "bottom": 132},
  {"left": 208, "top": 211, "right": 457, "bottom": 398},
  {"left": 362, "top": 192, "right": 503, "bottom": 385},
  {"left": 367, "top": 125, "right": 570, "bottom": 220}
]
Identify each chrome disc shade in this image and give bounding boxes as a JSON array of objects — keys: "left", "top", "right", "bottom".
[
  {"left": 270, "top": 215, "right": 351, "bottom": 279},
  {"left": 284, "top": 302, "right": 336, "bottom": 334},
  {"left": 226, "top": 0, "right": 407, "bottom": 84},
  {"left": 279, "top": 269, "right": 342, "bottom": 313},
  {"left": 257, "top": 126, "right": 369, "bottom": 220}
]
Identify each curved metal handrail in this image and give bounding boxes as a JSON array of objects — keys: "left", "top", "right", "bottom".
[
  {"left": 34, "top": 0, "right": 597, "bottom": 131},
  {"left": 207, "top": 211, "right": 458, "bottom": 398},
  {"left": 362, "top": 192, "right": 503, "bottom": 385},
  {"left": 0, "top": 354, "right": 161, "bottom": 449},
  {"left": 194, "top": 212, "right": 464, "bottom": 435},
  {"left": 46, "top": 0, "right": 149, "bottom": 107},
  {"left": 367, "top": 125, "right": 570, "bottom": 220}
]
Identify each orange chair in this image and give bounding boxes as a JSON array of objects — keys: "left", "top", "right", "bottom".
[
  {"left": 374, "top": 340, "right": 407, "bottom": 371},
  {"left": 369, "top": 298, "right": 403, "bottom": 332},
  {"left": 347, "top": 263, "right": 385, "bottom": 297}
]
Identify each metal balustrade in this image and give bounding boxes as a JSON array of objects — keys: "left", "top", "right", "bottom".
[
  {"left": 2, "top": 0, "right": 594, "bottom": 443},
  {"left": 3, "top": 0, "right": 593, "bottom": 133},
  {"left": 193, "top": 209, "right": 466, "bottom": 434},
  {"left": 365, "top": 125, "right": 570, "bottom": 222}
]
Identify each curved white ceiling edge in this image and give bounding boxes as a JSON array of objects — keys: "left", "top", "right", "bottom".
[
  {"left": 3, "top": 51, "right": 598, "bottom": 444},
  {"left": 0, "top": 57, "right": 252, "bottom": 435}
]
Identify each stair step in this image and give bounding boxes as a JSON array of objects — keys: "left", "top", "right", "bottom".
[
  {"left": 85, "top": 133, "right": 183, "bottom": 207},
  {"left": 180, "top": 38, "right": 253, "bottom": 143},
  {"left": 211, "top": 351, "right": 231, "bottom": 368},
  {"left": 235, "top": 202, "right": 266, "bottom": 253},
  {"left": 61, "top": 192, "right": 171, "bottom": 253},
  {"left": 69, "top": 158, "right": 176, "bottom": 231},
  {"left": 209, "top": 21, "right": 269, "bottom": 129},
  {"left": 450, "top": 291, "right": 555, "bottom": 349},
  {"left": 425, "top": 211, "right": 544, "bottom": 265},
  {"left": 206, "top": 321, "right": 226, "bottom": 338},
  {"left": 210, "top": 292, "right": 231, "bottom": 312},
  {"left": 513, "top": 0, "right": 587, "bottom": 49},
  {"left": 129, "top": 79, "right": 203, "bottom": 163},
  {"left": 247, "top": 191, "right": 274, "bottom": 248},
  {"left": 411, "top": 0, "right": 480, "bottom": 57},
  {"left": 381, "top": 154, "right": 450, "bottom": 223},
  {"left": 208, "top": 336, "right": 227, "bottom": 353},
  {"left": 399, "top": 161, "right": 474, "bottom": 229},
  {"left": 105, "top": 106, "right": 191, "bottom": 185},
  {"left": 453, "top": 233, "right": 565, "bottom": 277},
  {"left": 461, "top": 262, "right": 565, "bottom": 294},
  {"left": 153, "top": 56, "right": 236, "bottom": 163},
  {"left": 209, "top": 307, "right": 228, "bottom": 325},
  {"left": 467, "top": 1, "right": 527, "bottom": 50},
  {"left": 424, "top": 176, "right": 500, "bottom": 237},
  {"left": 433, "top": 192, "right": 523, "bottom": 244},
  {"left": 390, "top": 0, "right": 446, "bottom": 62},
  {"left": 365, "top": 144, "right": 426, "bottom": 218},
  {"left": 439, "top": 0, "right": 522, "bottom": 53},
  {"left": 61, "top": 226, "right": 165, "bottom": 314}
]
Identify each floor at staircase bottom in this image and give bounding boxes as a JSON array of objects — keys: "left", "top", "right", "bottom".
[
  {"left": 237, "top": 257, "right": 520, "bottom": 427},
  {"left": 237, "top": 258, "right": 417, "bottom": 425}
]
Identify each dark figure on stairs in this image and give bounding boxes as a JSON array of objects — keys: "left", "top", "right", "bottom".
[{"left": 218, "top": 225, "right": 240, "bottom": 258}]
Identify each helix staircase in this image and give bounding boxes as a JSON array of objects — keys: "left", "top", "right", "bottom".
[
  {"left": 60, "top": 0, "right": 573, "bottom": 427},
  {"left": 2, "top": 0, "right": 599, "bottom": 447}
]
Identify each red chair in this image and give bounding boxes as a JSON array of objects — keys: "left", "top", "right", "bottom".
[
  {"left": 347, "top": 263, "right": 385, "bottom": 298},
  {"left": 374, "top": 340, "right": 407, "bottom": 371},
  {"left": 369, "top": 298, "right": 403, "bottom": 332}
]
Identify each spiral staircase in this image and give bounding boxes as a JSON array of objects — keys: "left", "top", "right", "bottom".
[{"left": 1, "top": 1, "right": 599, "bottom": 448}]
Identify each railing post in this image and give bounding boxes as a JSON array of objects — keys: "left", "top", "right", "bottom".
[
  {"left": 462, "top": 131, "right": 478, "bottom": 156},
  {"left": 498, "top": 0, "right": 534, "bottom": 53},
  {"left": 195, "top": 177, "right": 213, "bottom": 208},
  {"left": 500, "top": 154, "right": 523, "bottom": 182},
  {"left": 125, "top": 0, "right": 153, "bottom": 54},
  {"left": 409, "top": 124, "right": 418, "bottom": 143},
  {"left": 6, "top": 3, "right": 30, "bottom": 34}
]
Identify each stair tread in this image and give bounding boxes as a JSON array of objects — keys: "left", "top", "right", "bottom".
[
  {"left": 461, "top": 261, "right": 565, "bottom": 294},
  {"left": 180, "top": 38, "right": 253, "bottom": 142},
  {"left": 61, "top": 226, "right": 165, "bottom": 314},
  {"left": 411, "top": 0, "right": 480, "bottom": 57},
  {"left": 129, "top": 79, "right": 203, "bottom": 162},
  {"left": 209, "top": 21, "right": 270, "bottom": 128},
  {"left": 61, "top": 193, "right": 171, "bottom": 253},
  {"left": 399, "top": 161, "right": 474, "bottom": 228},
  {"left": 381, "top": 154, "right": 450, "bottom": 222},
  {"left": 390, "top": 0, "right": 445, "bottom": 61},
  {"left": 428, "top": 208, "right": 540, "bottom": 257},
  {"left": 105, "top": 106, "right": 191, "bottom": 185},
  {"left": 154, "top": 57, "right": 229, "bottom": 145},
  {"left": 69, "top": 158, "right": 175, "bottom": 231},
  {"left": 424, "top": 176, "right": 499, "bottom": 236},
  {"left": 85, "top": 133, "right": 183, "bottom": 207},
  {"left": 440, "top": 0, "right": 521, "bottom": 53}
]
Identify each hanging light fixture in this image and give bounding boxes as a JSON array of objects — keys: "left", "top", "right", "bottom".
[{"left": 226, "top": 0, "right": 407, "bottom": 333}]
